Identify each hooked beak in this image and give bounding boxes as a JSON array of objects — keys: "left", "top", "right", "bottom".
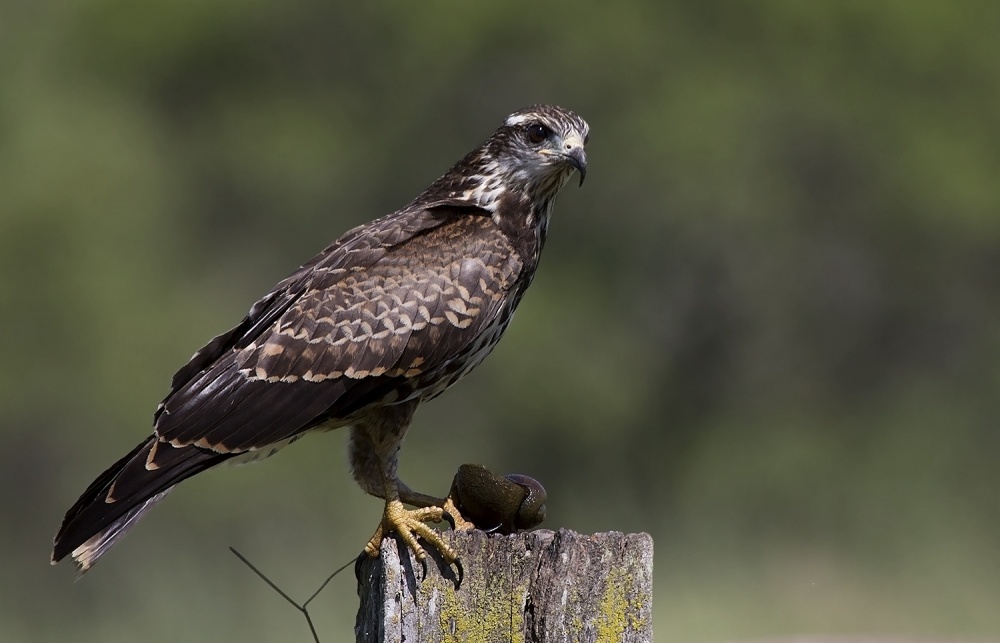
[
  {"left": 541, "top": 134, "right": 588, "bottom": 186},
  {"left": 559, "top": 133, "right": 587, "bottom": 186},
  {"left": 567, "top": 146, "right": 587, "bottom": 186}
]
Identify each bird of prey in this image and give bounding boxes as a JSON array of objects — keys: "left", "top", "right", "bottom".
[{"left": 52, "top": 104, "right": 589, "bottom": 572}]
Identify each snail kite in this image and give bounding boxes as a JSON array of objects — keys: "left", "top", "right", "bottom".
[{"left": 52, "top": 104, "right": 589, "bottom": 572}]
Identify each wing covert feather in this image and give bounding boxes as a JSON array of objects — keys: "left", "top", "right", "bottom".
[{"left": 153, "top": 208, "right": 521, "bottom": 455}]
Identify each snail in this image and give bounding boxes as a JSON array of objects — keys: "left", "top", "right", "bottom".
[{"left": 446, "top": 464, "right": 547, "bottom": 534}]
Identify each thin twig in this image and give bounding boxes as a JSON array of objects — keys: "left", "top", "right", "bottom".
[
  {"left": 229, "top": 546, "right": 356, "bottom": 643},
  {"left": 304, "top": 557, "right": 356, "bottom": 609}
]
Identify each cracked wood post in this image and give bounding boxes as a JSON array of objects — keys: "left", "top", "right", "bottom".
[{"left": 355, "top": 529, "right": 653, "bottom": 642}]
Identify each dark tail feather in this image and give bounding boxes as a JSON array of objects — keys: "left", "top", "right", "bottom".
[
  {"left": 61, "top": 489, "right": 173, "bottom": 574},
  {"left": 52, "top": 435, "right": 228, "bottom": 572}
]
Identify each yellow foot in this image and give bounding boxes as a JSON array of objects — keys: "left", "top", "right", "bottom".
[
  {"left": 364, "top": 499, "right": 459, "bottom": 565},
  {"left": 442, "top": 496, "right": 476, "bottom": 531}
]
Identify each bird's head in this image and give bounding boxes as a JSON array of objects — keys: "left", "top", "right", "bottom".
[
  {"left": 419, "top": 105, "right": 589, "bottom": 215},
  {"left": 490, "top": 104, "right": 589, "bottom": 190}
]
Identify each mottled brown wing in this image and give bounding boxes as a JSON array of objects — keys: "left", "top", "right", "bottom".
[
  {"left": 151, "top": 210, "right": 522, "bottom": 457},
  {"left": 53, "top": 207, "right": 496, "bottom": 565},
  {"left": 155, "top": 207, "right": 457, "bottom": 416}
]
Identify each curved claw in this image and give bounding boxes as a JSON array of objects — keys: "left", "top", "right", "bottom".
[
  {"left": 441, "top": 496, "right": 476, "bottom": 531},
  {"left": 441, "top": 509, "right": 457, "bottom": 531},
  {"left": 365, "top": 499, "right": 459, "bottom": 567},
  {"left": 453, "top": 557, "right": 464, "bottom": 590}
]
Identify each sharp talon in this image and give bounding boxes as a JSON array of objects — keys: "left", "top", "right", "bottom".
[
  {"left": 364, "top": 523, "right": 384, "bottom": 559},
  {"left": 454, "top": 558, "right": 464, "bottom": 589},
  {"left": 441, "top": 510, "right": 456, "bottom": 530},
  {"left": 441, "top": 495, "right": 475, "bottom": 531},
  {"left": 366, "top": 498, "right": 461, "bottom": 576},
  {"left": 419, "top": 555, "right": 428, "bottom": 580}
]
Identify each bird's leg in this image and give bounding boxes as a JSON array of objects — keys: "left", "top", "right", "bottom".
[
  {"left": 348, "top": 406, "right": 461, "bottom": 564},
  {"left": 363, "top": 478, "right": 459, "bottom": 565}
]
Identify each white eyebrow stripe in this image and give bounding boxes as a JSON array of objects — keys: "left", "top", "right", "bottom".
[{"left": 505, "top": 113, "right": 534, "bottom": 126}]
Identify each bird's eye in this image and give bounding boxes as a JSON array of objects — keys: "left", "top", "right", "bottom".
[{"left": 526, "top": 123, "right": 549, "bottom": 144}]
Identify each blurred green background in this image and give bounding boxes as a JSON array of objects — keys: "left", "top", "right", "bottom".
[{"left": 2, "top": 0, "right": 998, "bottom": 640}]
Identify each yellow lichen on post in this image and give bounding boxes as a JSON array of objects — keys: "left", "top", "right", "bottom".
[
  {"left": 356, "top": 529, "right": 653, "bottom": 642},
  {"left": 597, "top": 565, "right": 650, "bottom": 641},
  {"left": 435, "top": 570, "right": 527, "bottom": 643}
]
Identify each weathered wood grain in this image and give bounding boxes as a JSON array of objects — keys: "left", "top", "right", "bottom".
[{"left": 356, "top": 529, "right": 653, "bottom": 642}]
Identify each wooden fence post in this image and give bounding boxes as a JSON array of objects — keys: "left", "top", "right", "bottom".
[{"left": 355, "top": 529, "right": 653, "bottom": 642}]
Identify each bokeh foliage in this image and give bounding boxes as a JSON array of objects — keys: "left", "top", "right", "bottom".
[{"left": 2, "top": 0, "right": 998, "bottom": 640}]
